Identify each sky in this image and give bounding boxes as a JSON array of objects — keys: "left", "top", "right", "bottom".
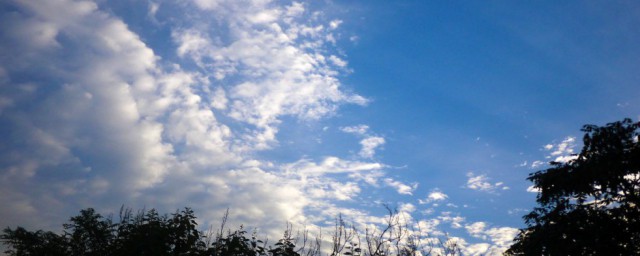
[{"left": 1, "top": 0, "right": 639, "bottom": 255}]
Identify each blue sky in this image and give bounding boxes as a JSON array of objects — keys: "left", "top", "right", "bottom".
[{"left": 1, "top": 0, "right": 639, "bottom": 255}]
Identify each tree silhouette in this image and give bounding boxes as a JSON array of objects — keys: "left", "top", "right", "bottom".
[
  {"left": 3, "top": 206, "right": 463, "bottom": 255},
  {"left": 64, "top": 208, "right": 113, "bottom": 256},
  {"left": 507, "top": 118, "right": 640, "bottom": 255},
  {"left": 1, "top": 227, "right": 67, "bottom": 256}
]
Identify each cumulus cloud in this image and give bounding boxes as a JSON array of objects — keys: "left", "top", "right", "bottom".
[
  {"left": 359, "top": 136, "right": 385, "bottom": 158},
  {"left": 404, "top": 215, "right": 519, "bottom": 255},
  {"left": 340, "top": 124, "right": 385, "bottom": 158},
  {"left": 0, "top": 0, "right": 374, "bottom": 234},
  {"left": 526, "top": 185, "right": 541, "bottom": 193},
  {"left": 466, "top": 221, "right": 487, "bottom": 237},
  {"left": 526, "top": 136, "right": 580, "bottom": 170},
  {"left": 466, "top": 172, "right": 509, "bottom": 193},
  {"left": 0, "top": 0, "right": 517, "bottom": 252},
  {"left": 419, "top": 189, "right": 448, "bottom": 204},
  {"left": 306, "top": 181, "right": 361, "bottom": 201},
  {"left": 464, "top": 222, "right": 519, "bottom": 254},
  {"left": 417, "top": 219, "right": 441, "bottom": 235},
  {"left": 398, "top": 202, "right": 416, "bottom": 214},
  {"left": 464, "top": 243, "right": 492, "bottom": 256},
  {"left": 438, "top": 212, "right": 465, "bottom": 229},
  {"left": 544, "top": 136, "right": 579, "bottom": 163},
  {"left": 278, "top": 156, "right": 390, "bottom": 201},
  {"left": 0, "top": 0, "right": 167, "bottom": 229}
]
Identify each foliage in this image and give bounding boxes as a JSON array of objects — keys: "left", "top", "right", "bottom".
[
  {"left": 1, "top": 227, "right": 68, "bottom": 256},
  {"left": 2, "top": 207, "right": 205, "bottom": 256},
  {"left": 64, "top": 208, "right": 113, "bottom": 256},
  {"left": 3, "top": 206, "right": 462, "bottom": 256},
  {"left": 507, "top": 118, "right": 640, "bottom": 255}
]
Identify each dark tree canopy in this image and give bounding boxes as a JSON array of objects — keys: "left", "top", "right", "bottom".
[
  {"left": 507, "top": 118, "right": 640, "bottom": 255},
  {"left": 2, "top": 206, "right": 462, "bottom": 256},
  {"left": 2, "top": 207, "right": 208, "bottom": 256}
]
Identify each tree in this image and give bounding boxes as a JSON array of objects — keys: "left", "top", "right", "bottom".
[
  {"left": 3, "top": 206, "right": 462, "bottom": 255},
  {"left": 507, "top": 118, "right": 640, "bottom": 255},
  {"left": 0, "top": 227, "right": 67, "bottom": 256},
  {"left": 111, "top": 208, "right": 172, "bottom": 255},
  {"left": 64, "top": 208, "right": 114, "bottom": 256}
]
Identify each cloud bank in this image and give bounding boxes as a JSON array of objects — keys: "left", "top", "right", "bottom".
[
  {"left": 0, "top": 0, "right": 373, "bottom": 231},
  {"left": 0, "top": 0, "right": 517, "bottom": 252}
]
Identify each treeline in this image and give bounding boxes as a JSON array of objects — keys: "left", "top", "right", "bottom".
[{"left": 2, "top": 207, "right": 461, "bottom": 256}]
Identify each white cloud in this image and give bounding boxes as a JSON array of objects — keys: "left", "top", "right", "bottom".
[
  {"left": 0, "top": 1, "right": 519, "bottom": 253},
  {"left": 284, "top": 156, "right": 385, "bottom": 176},
  {"left": 419, "top": 189, "right": 448, "bottom": 204},
  {"left": 193, "top": 0, "right": 221, "bottom": 10},
  {"left": 340, "top": 125, "right": 385, "bottom": 158},
  {"left": 526, "top": 185, "right": 541, "bottom": 193},
  {"left": 507, "top": 208, "right": 528, "bottom": 215},
  {"left": 464, "top": 222, "right": 519, "bottom": 254},
  {"left": 329, "top": 55, "right": 347, "bottom": 67},
  {"left": 530, "top": 160, "right": 545, "bottom": 168},
  {"left": 329, "top": 19, "right": 343, "bottom": 29},
  {"left": 466, "top": 172, "right": 509, "bottom": 193},
  {"left": 307, "top": 181, "right": 361, "bottom": 201},
  {"left": 285, "top": 2, "right": 305, "bottom": 17},
  {"left": 384, "top": 178, "right": 417, "bottom": 195},
  {"left": 464, "top": 243, "right": 491, "bottom": 256},
  {"left": 466, "top": 221, "right": 487, "bottom": 237},
  {"left": 0, "top": 0, "right": 187, "bottom": 230},
  {"left": 348, "top": 170, "right": 385, "bottom": 186},
  {"left": 359, "top": 136, "right": 385, "bottom": 158},
  {"left": 438, "top": 212, "right": 465, "bottom": 229},
  {"left": 544, "top": 136, "right": 579, "bottom": 163},
  {"left": 340, "top": 124, "right": 369, "bottom": 135},
  {"left": 421, "top": 208, "right": 435, "bottom": 215},
  {"left": 172, "top": 1, "right": 368, "bottom": 137},
  {"left": 527, "top": 136, "right": 580, "bottom": 170},
  {"left": 399, "top": 202, "right": 416, "bottom": 213},
  {"left": 553, "top": 154, "right": 579, "bottom": 164},
  {"left": 485, "top": 227, "right": 519, "bottom": 247},
  {"left": 0, "top": 0, "right": 375, "bottom": 234},
  {"left": 148, "top": 2, "right": 159, "bottom": 18},
  {"left": 417, "top": 219, "right": 441, "bottom": 235},
  {"left": 549, "top": 137, "right": 576, "bottom": 156}
]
